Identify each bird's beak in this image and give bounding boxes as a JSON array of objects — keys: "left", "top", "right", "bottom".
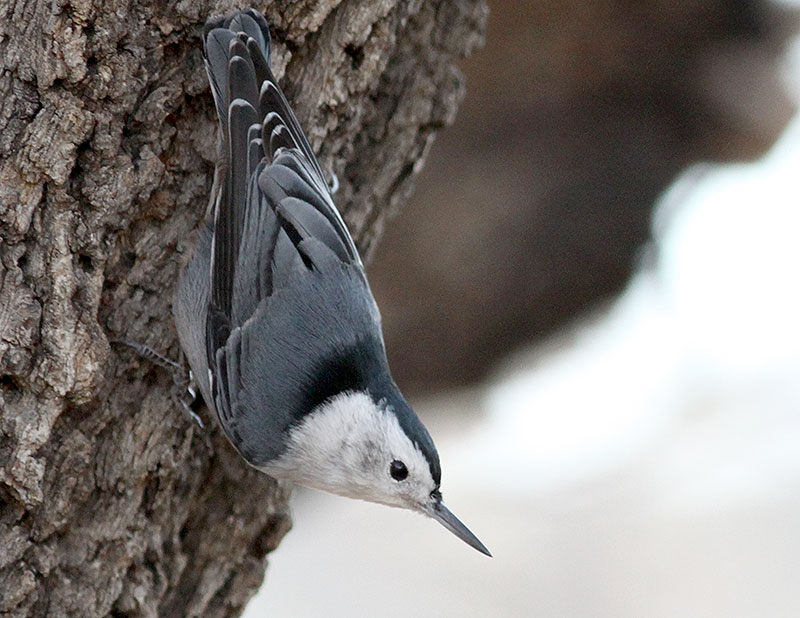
[{"left": 425, "top": 496, "right": 491, "bottom": 557}]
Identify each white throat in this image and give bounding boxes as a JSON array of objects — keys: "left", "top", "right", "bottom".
[{"left": 261, "top": 391, "right": 435, "bottom": 509}]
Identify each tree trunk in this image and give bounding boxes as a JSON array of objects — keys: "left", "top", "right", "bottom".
[{"left": 0, "top": 1, "right": 486, "bottom": 616}]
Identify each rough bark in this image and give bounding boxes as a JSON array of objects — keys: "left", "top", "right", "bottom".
[{"left": 0, "top": 1, "right": 486, "bottom": 616}]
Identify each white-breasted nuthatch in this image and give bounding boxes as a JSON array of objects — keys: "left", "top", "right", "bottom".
[{"left": 173, "top": 9, "right": 490, "bottom": 556}]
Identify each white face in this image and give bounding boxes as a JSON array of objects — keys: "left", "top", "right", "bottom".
[{"left": 263, "top": 391, "right": 438, "bottom": 511}]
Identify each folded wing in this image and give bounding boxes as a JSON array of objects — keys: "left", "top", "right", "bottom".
[{"left": 201, "top": 10, "right": 376, "bottom": 463}]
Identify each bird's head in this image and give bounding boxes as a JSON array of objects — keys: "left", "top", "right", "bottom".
[{"left": 266, "top": 386, "right": 490, "bottom": 556}]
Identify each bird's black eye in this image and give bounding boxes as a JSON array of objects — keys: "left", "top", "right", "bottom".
[{"left": 389, "top": 460, "right": 408, "bottom": 481}]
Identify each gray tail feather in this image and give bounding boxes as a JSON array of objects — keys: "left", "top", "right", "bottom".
[
  {"left": 205, "top": 9, "right": 329, "bottom": 185},
  {"left": 202, "top": 10, "right": 272, "bottom": 326},
  {"left": 202, "top": 8, "right": 358, "bottom": 350},
  {"left": 203, "top": 10, "right": 271, "bottom": 129}
]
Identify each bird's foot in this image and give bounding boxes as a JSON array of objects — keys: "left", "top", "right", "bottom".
[
  {"left": 328, "top": 169, "right": 339, "bottom": 194},
  {"left": 111, "top": 339, "right": 204, "bottom": 428}
]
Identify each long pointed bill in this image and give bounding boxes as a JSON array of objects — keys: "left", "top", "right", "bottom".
[{"left": 427, "top": 500, "right": 492, "bottom": 557}]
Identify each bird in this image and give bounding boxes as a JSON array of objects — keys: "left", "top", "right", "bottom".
[{"left": 172, "top": 8, "right": 490, "bottom": 556}]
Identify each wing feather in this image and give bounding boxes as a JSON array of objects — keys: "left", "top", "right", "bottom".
[{"left": 200, "top": 10, "right": 372, "bottom": 462}]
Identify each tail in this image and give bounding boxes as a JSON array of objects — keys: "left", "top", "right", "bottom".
[
  {"left": 201, "top": 9, "right": 361, "bottom": 354},
  {"left": 202, "top": 10, "right": 270, "bottom": 335},
  {"left": 202, "top": 9, "right": 330, "bottom": 209},
  {"left": 199, "top": 10, "right": 368, "bottom": 445}
]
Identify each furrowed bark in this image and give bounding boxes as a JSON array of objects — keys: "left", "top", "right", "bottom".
[{"left": 0, "top": 1, "right": 486, "bottom": 616}]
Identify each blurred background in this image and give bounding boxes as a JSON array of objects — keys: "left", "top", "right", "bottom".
[{"left": 246, "top": 0, "right": 800, "bottom": 616}]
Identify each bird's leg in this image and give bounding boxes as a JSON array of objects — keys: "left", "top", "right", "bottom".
[
  {"left": 111, "top": 340, "right": 205, "bottom": 428},
  {"left": 113, "top": 339, "right": 181, "bottom": 370}
]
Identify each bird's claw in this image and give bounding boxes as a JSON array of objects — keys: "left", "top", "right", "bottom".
[
  {"left": 112, "top": 339, "right": 205, "bottom": 429},
  {"left": 328, "top": 169, "right": 339, "bottom": 194}
]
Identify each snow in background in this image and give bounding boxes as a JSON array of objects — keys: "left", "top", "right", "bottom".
[{"left": 243, "top": 29, "right": 800, "bottom": 618}]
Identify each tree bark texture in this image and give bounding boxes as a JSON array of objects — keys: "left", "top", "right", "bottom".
[{"left": 0, "top": 1, "right": 486, "bottom": 616}]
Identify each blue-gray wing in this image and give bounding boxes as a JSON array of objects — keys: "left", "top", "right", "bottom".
[
  {"left": 200, "top": 11, "right": 379, "bottom": 464},
  {"left": 216, "top": 244, "right": 383, "bottom": 465}
]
